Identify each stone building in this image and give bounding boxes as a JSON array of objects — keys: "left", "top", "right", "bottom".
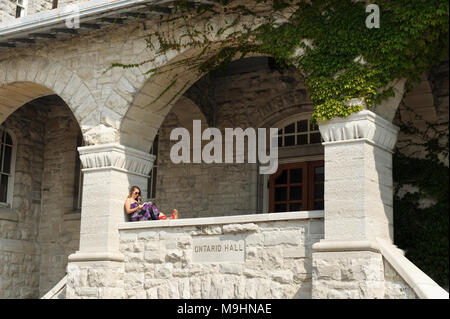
[{"left": 0, "top": 0, "right": 448, "bottom": 299}]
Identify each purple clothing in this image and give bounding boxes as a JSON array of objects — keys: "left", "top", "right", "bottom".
[{"left": 129, "top": 201, "right": 161, "bottom": 221}]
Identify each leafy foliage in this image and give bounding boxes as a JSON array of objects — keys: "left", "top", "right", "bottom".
[
  {"left": 393, "top": 105, "right": 449, "bottom": 287},
  {"left": 126, "top": 0, "right": 449, "bottom": 120}
]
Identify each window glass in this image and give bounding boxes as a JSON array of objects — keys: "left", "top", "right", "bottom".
[
  {"left": 147, "top": 134, "right": 159, "bottom": 200},
  {"left": 297, "top": 120, "right": 308, "bottom": 133},
  {"left": 297, "top": 134, "right": 308, "bottom": 145},
  {"left": 3, "top": 146, "right": 12, "bottom": 174},
  {"left": 274, "top": 203, "right": 287, "bottom": 212},
  {"left": 274, "top": 170, "right": 287, "bottom": 185},
  {"left": 284, "top": 135, "right": 295, "bottom": 146},
  {"left": 314, "top": 201, "right": 324, "bottom": 210},
  {"left": 314, "top": 166, "right": 324, "bottom": 181},
  {"left": 15, "top": 0, "right": 27, "bottom": 18},
  {"left": 289, "top": 186, "right": 302, "bottom": 201},
  {"left": 0, "top": 129, "right": 14, "bottom": 204},
  {"left": 275, "top": 187, "right": 287, "bottom": 202},
  {"left": 269, "top": 161, "right": 324, "bottom": 212},
  {"left": 0, "top": 174, "right": 8, "bottom": 203},
  {"left": 289, "top": 168, "right": 302, "bottom": 183},
  {"left": 285, "top": 123, "right": 295, "bottom": 134},
  {"left": 289, "top": 203, "right": 302, "bottom": 211}
]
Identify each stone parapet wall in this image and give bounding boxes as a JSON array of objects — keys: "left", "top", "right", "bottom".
[
  {"left": 312, "top": 249, "right": 418, "bottom": 299},
  {"left": 312, "top": 251, "right": 386, "bottom": 299},
  {"left": 115, "top": 212, "right": 324, "bottom": 299}
]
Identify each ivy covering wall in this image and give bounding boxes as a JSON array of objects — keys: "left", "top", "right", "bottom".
[
  {"left": 122, "top": 0, "right": 449, "bottom": 121},
  {"left": 393, "top": 61, "right": 449, "bottom": 288}
]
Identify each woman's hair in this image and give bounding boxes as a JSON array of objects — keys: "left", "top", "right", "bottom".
[{"left": 128, "top": 186, "right": 142, "bottom": 203}]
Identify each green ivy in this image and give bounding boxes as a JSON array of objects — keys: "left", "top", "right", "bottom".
[
  {"left": 393, "top": 105, "right": 449, "bottom": 287},
  {"left": 130, "top": 0, "right": 448, "bottom": 120}
]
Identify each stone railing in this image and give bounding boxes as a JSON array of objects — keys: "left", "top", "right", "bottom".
[
  {"left": 117, "top": 211, "right": 325, "bottom": 299},
  {"left": 41, "top": 275, "right": 67, "bottom": 299},
  {"left": 377, "top": 238, "right": 449, "bottom": 299}
]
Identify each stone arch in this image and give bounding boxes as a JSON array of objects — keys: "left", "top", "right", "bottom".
[
  {"left": 171, "top": 96, "right": 209, "bottom": 131},
  {"left": 118, "top": 2, "right": 283, "bottom": 152},
  {"left": 0, "top": 56, "right": 99, "bottom": 138},
  {"left": 118, "top": 47, "right": 209, "bottom": 153}
]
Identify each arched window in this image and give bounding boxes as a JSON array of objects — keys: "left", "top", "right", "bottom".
[{"left": 0, "top": 128, "right": 16, "bottom": 206}]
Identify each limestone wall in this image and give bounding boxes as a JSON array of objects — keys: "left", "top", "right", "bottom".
[
  {"left": 0, "top": 97, "right": 81, "bottom": 298},
  {"left": 0, "top": 0, "right": 16, "bottom": 23},
  {"left": 0, "top": 101, "right": 47, "bottom": 298},
  {"left": 38, "top": 99, "right": 81, "bottom": 297},
  {"left": 155, "top": 112, "right": 259, "bottom": 218},
  {"left": 116, "top": 212, "right": 324, "bottom": 299}
]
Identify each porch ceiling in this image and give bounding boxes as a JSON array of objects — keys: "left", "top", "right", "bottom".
[{"left": 0, "top": 0, "right": 214, "bottom": 51}]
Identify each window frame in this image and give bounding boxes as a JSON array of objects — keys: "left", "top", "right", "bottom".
[
  {"left": 147, "top": 133, "right": 159, "bottom": 201},
  {"left": 0, "top": 128, "right": 17, "bottom": 208},
  {"left": 276, "top": 113, "right": 322, "bottom": 147},
  {"left": 15, "top": 0, "right": 28, "bottom": 18},
  {"left": 73, "top": 133, "right": 84, "bottom": 210}
]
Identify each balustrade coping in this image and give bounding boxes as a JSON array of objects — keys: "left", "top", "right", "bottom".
[{"left": 118, "top": 210, "right": 324, "bottom": 230}]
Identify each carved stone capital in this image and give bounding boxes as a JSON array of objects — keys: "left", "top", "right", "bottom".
[
  {"left": 318, "top": 110, "right": 399, "bottom": 152},
  {"left": 78, "top": 143, "right": 155, "bottom": 177}
]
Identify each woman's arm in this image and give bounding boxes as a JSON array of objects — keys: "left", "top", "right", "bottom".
[{"left": 124, "top": 198, "right": 142, "bottom": 215}]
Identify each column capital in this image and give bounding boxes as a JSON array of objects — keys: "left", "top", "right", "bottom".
[
  {"left": 78, "top": 143, "right": 155, "bottom": 177},
  {"left": 318, "top": 110, "right": 399, "bottom": 153}
]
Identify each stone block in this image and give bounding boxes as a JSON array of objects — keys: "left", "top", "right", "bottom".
[
  {"left": 271, "top": 270, "right": 294, "bottom": 284},
  {"left": 264, "top": 230, "right": 303, "bottom": 246},
  {"left": 283, "top": 247, "right": 306, "bottom": 258},
  {"left": 144, "top": 250, "right": 165, "bottom": 263},
  {"left": 154, "top": 264, "right": 173, "bottom": 279},
  {"left": 223, "top": 223, "right": 259, "bottom": 234},
  {"left": 219, "top": 264, "right": 242, "bottom": 275}
]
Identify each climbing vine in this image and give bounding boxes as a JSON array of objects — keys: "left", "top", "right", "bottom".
[
  {"left": 393, "top": 102, "right": 449, "bottom": 287},
  {"left": 113, "top": 0, "right": 448, "bottom": 121}
]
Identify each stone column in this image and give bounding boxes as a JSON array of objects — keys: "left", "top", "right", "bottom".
[
  {"left": 66, "top": 143, "right": 155, "bottom": 298},
  {"left": 312, "top": 110, "right": 399, "bottom": 299}
]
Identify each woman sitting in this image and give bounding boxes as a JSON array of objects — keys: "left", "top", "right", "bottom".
[{"left": 125, "top": 186, "right": 178, "bottom": 221}]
